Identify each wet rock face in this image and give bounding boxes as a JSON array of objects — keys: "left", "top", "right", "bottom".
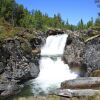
[
  {"left": 63, "top": 33, "right": 86, "bottom": 76},
  {"left": 30, "top": 32, "right": 46, "bottom": 49},
  {"left": 1, "top": 82, "right": 23, "bottom": 97},
  {"left": 83, "top": 36, "right": 100, "bottom": 76},
  {"left": 30, "top": 38, "right": 43, "bottom": 49},
  {"left": 63, "top": 30, "right": 100, "bottom": 76},
  {"left": 0, "top": 37, "right": 40, "bottom": 97}
]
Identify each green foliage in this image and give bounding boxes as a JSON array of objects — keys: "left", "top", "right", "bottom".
[
  {"left": 0, "top": 0, "right": 16, "bottom": 25},
  {"left": 13, "top": 95, "right": 60, "bottom": 100},
  {"left": 95, "top": 18, "right": 100, "bottom": 26},
  {"left": 15, "top": 4, "right": 27, "bottom": 26},
  {"left": 0, "top": 0, "right": 96, "bottom": 32},
  {"left": 19, "top": 14, "right": 35, "bottom": 28},
  {"left": 87, "top": 18, "right": 94, "bottom": 28},
  {"left": 53, "top": 14, "right": 62, "bottom": 28},
  {"left": 33, "top": 10, "right": 44, "bottom": 30},
  {"left": 93, "top": 18, "right": 100, "bottom": 31},
  {"left": 0, "top": 0, "right": 89, "bottom": 31},
  {"left": 0, "top": 18, "right": 18, "bottom": 41},
  {"left": 77, "top": 19, "right": 85, "bottom": 30}
]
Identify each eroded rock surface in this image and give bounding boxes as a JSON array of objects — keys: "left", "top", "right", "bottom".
[
  {"left": 83, "top": 36, "right": 100, "bottom": 76},
  {"left": 63, "top": 32, "right": 86, "bottom": 76},
  {"left": 0, "top": 30, "right": 46, "bottom": 97}
]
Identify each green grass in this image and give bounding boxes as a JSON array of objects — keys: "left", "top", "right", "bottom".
[{"left": 13, "top": 95, "right": 60, "bottom": 100}]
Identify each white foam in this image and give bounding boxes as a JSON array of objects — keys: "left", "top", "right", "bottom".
[
  {"left": 41, "top": 34, "right": 68, "bottom": 56},
  {"left": 32, "top": 34, "right": 77, "bottom": 93}
]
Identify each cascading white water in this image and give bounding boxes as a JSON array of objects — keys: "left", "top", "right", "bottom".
[
  {"left": 32, "top": 34, "right": 77, "bottom": 94},
  {"left": 41, "top": 34, "right": 67, "bottom": 56}
]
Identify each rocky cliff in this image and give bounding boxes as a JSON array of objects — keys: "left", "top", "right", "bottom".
[
  {"left": 63, "top": 31, "right": 85, "bottom": 76},
  {"left": 0, "top": 29, "right": 100, "bottom": 98},
  {"left": 0, "top": 30, "right": 46, "bottom": 98},
  {"left": 63, "top": 30, "right": 100, "bottom": 77},
  {"left": 83, "top": 35, "right": 100, "bottom": 76}
]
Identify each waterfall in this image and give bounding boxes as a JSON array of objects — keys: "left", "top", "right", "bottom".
[
  {"left": 32, "top": 34, "right": 77, "bottom": 94},
  {"left": 41, "top": 34, "right": 67, "bottom": 56}
]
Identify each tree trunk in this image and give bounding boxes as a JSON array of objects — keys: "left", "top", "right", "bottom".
[
  {"left": 54, "top": 89, "right": 100, "bottom": 97},
  {"left": 61, "top": 77, "right": 100, "bottom": 89}
]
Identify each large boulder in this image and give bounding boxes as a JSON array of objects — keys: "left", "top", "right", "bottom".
[
  {"left": 0, "top": 36, "right": 40, "bottom": 97},
  {"left": 1, "top": 82, "right": 23, "bottom": 97},
  {"left": 30, "top": 31, "right": 46, "bottom": 50},
  {"left": 83, "top": 36, "right": 100, "bottom": 76},
  {"left": 63, "top": 33, "right": 85, "bottom": 76}
]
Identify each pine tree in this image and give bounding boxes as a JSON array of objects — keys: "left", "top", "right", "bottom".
[
  {"left": 87, "top": 18, "right": 94, "bottom": 28},
  {"left": 95, "top": 18, "right": 100, "bottom": 29},
  {"left": 77, "top": 19, "right": 84, "bottom": 30},
  {"left": 33, "top": 10, "right": 43, "bottom": 30},
  {"left": 94, "top": 0, "right": 100, "bottom": 30},
  {"left": 0, "top": 0, "right": 16, "bottom": 23}
]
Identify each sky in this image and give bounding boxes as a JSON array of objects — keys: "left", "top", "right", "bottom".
[{"left": 16, "top": 0, "right": 99, "bottom": 25}]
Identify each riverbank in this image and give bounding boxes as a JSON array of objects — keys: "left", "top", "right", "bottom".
[{"left": 9, "top": 94, "right": 100, "bottom": 100}]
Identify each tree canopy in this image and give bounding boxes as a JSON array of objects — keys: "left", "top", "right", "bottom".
[{"left": 0, "top": 0, "right": 96, "bottom": 31}]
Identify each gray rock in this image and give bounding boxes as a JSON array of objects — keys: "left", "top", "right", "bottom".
[
  {"left": 0, "top": 84, "right": 8, "bottom": 91},
  {"left": 1, "top": 83, "right": 24, "bottom": 96},
  {"left": 0, "top": 36, "right": 40, "bottom": 97},
  {"left": 0, "top": 62, "right": 4, "bottom": 74},
  {"left": 63, "top": 33, "right": 85, "bottom": 76},
  {"left": 83, "top": 36, "right": 100, "bottom": 76},
  {"left": 29, "top": 63, "right": 40, "bottom": 78},
  {"left": 46, "top": 29, "right": 64, "bottom": 36}
]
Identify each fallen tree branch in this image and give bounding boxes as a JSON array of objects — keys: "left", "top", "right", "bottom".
[{"left": 53, "top": 89, "right": 100, "bottom": 97}]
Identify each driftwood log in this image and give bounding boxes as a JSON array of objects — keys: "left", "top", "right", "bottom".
[
  {"left": 61, "top": 77, "right": 100, "bottom": 89},
  {"left": 54, "top": 89, "right": 100, "bottom": 97}
]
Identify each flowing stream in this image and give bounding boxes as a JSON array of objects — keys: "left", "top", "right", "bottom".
[{"left": 32, "top": 34, "right": 77, "bottom": 95}]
